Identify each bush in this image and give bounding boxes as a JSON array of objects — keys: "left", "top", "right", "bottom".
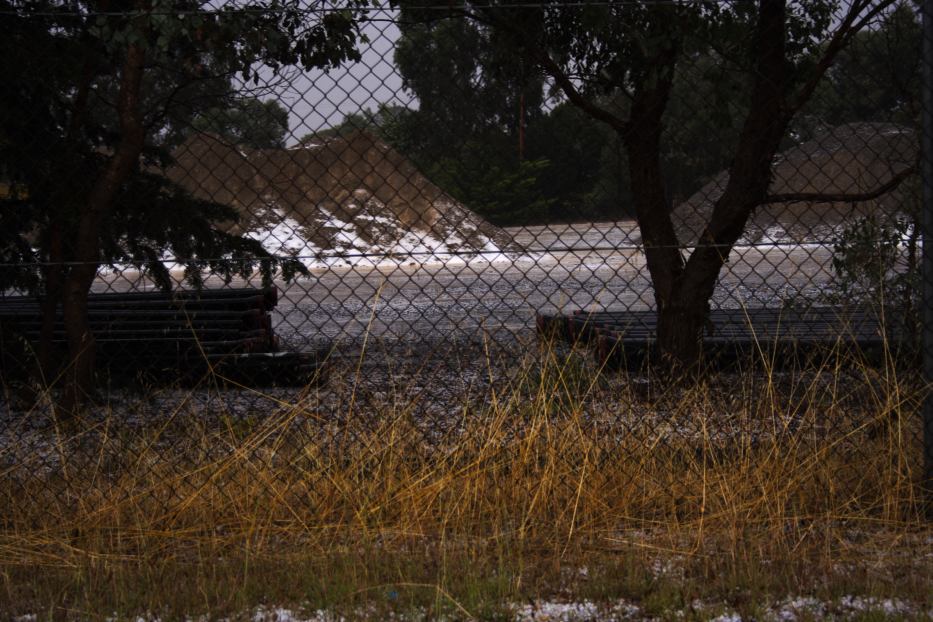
[{"left": 829, "top": 210, "right": 918, "bottom": 322}]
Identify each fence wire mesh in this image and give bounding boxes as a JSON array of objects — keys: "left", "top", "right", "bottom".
[{"left": 0, "top": 0, "right": 930, "bottom": 566}]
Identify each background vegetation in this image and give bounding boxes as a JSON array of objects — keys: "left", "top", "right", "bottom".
[{"left": 318, "top": 3, "right": 920, "bottom": 229}]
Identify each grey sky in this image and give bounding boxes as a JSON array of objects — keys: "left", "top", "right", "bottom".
[{"left": 268, "top": 11, "right": 411, "bottom": 144}]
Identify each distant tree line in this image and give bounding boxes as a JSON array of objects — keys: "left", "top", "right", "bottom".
[
  {"left": 375, "top": 0, "right": 918, "bottom": 366},
  {"left": 314, "top": 3, "right": 919, "bottom": 232}
]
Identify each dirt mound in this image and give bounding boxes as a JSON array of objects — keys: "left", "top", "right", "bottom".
[
  {"left": 167, "top": 131, "right": 517, "bottom": 266},
  {"left": 672, "top": 122, "right": 918, "bottom": 246}
]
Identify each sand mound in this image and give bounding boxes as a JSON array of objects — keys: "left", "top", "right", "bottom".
[
  {"left": 673, "top": 122, "right": 918, "bottom": 246},
  {"left": 167, "top": 131, "right": 518, "bottom": 267}
]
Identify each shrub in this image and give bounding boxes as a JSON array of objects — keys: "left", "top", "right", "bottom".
[{"left": 829, "top": 206, "right": 918, "bottom": 327}]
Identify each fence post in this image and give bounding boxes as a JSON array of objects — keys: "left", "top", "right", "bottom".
[{"left": 923, "top": 0, "right": 933, "bottom": 518}]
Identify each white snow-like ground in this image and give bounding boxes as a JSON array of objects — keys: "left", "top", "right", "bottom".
[
  {"left": 103, "top": 217, "right": 876, "bottom": 279},
  {"left": 243, "top": 195, "right": 516, "bottom": 270},
  {"left": 250, "top": 596, "right": 931, "bottom": 621},
  {"left": 13, "top": 595, "right": 929, "bottom": 621},
  {"left": 98, "top": 195, "right": 521, "bottom": 277}
]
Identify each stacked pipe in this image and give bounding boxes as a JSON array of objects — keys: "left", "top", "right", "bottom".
[
  {"left": 0, "top": 287, "right": 280, "bottom": 372},
  {"left": 536, "top": 306, "right": 911, "bottom": 369}
]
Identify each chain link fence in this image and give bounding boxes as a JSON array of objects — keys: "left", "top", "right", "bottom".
[{"left": 0, "top": 0, "right": 930, "bottom": 551}]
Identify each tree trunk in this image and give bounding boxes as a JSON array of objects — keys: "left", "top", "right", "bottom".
[
  {"left": 624, "top": 106, "right": 683, "bottom": 310},
  {"left": 656, "top": 297, "right": 708, "bottom": 370},
  {"left": 58, "top": 44, "right": 146, "bottom": 416},
  {"left": 620, "top": 33, "right": 686, "bottom": 358},
  {"left": 656, "top": 0, "right": 790, "bottom": 369},
  {"left": 38, "top": 224, "right": 63, "bottom": 384},
  {"left": 60, "top": 273, "right": 95, "bottom": 413}
]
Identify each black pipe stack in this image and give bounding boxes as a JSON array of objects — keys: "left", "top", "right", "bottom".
[
  {"left": 536, "top": 306, "right": 914, "bottom": 371},
  {"left": 0, "top": 287, "right": 321, "bottom": 385}
]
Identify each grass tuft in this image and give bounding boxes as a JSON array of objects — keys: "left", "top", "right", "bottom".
[{"left": 0, "top": 338, "right": 930, "bottom": 619}]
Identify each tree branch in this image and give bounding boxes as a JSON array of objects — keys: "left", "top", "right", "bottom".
[
  {"left": 67, "top": 56, "right": 97, "bottom": 138},
  {"left": 788, "top": 0, "right": 899, "bottom": 114},
  {"left": 763, "top": 163, "right": 917, "bottom": 204},
  {"left": 460, "top": 4, "right": 630, "bottom": 134},
  {"left": 531, "top": 51, "right": 630, "bottom": 135}
]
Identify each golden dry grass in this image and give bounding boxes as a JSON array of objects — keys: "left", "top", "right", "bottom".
[{"left": 0, "top": 338, "right": 930, "bottom": 619}]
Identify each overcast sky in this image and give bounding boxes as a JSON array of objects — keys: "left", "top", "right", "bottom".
[{"left": 264, "top": 10, "right": 411, "bottom": 144}]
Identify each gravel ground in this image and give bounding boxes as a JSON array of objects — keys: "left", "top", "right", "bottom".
[
  {"left": 270, "top": 224, "right": 837, "bottom": 353},
  {"left": 314, "top": 595, "right": 933, "bottom": 621},
  {"left": 31, "top": 593, "right": 923, "bottom": 621},
  {"left": 0, "top": 340, "right": 900, "bottom": 488},
  {"left": 89, "top": 222, "right": 838, "bottom": 355},
  {"left": 1, "top": 225, "right": 860, "bottom": 480}
]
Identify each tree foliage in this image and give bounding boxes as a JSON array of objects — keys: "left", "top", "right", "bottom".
[
  {"left": 191, "top": 97, "right": 291, "bottom": 149},
  {"left": 388, "top": 0, "right": 907, "bottom": 367},
  {"left": 386, "top": 1, "right": 758, "bottom": 226},
  {"left": 792, "top": 6, "right": 922, "bottom": 320},
  {"left": 798, "top": 3, "right": 921, "bottom": 135},
  {"left": 0, "top": 0, "right": 369, "bottom": 408}
]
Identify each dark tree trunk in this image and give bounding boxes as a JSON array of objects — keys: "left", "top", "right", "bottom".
[
  {"left": 620, "top": 32, "right": 688, "bottom": 369},
  {"left": 656, "top": 297, "right": 709, "bottom": 371},
  {"left": 38, "top": 224, "right": 63, "bottom": 384},
  {"left": 60, "top": 272, "right": 95, "bottom": 412},
  {"left": 655, "top": 0, "right": 791, "bottom": 369},
  {"left": 38, "top": 57, "right": 94, "bottom": 390},
  {"left": 623, "top": 52, "right": 683, "bottom": 309},
  {"left": 58, "top": 44, "right": 146, "bottom": 416}
]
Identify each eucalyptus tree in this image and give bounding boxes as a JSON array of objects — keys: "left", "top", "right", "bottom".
[
  {"left": 0, "top": 0, "right": 369, "bottom": 410},
  {"left": 396, "top": 0, "right": 907, "bottom": 368}
]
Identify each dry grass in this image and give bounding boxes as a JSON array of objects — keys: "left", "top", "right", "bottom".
[{"left": 0, "top": 338, "right": 930, "bottom": 620}]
